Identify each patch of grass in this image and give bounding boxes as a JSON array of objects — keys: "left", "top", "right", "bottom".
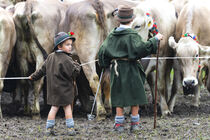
[{"left": 37, "top": 125, "right": 41, "bottom": 132}]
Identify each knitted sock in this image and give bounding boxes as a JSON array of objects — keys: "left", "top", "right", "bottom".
[
  {"left": 131, "top": 114, "right": 140, "bottom": 123},
  {"left": 66, "top": 118, "right": 74, "bottom": 128},
  {"left": 115, "top": 116, "right": 125, "bottom": 124},
  {"left": 46, "top": 120, "right": 55, "bottom": 129}
]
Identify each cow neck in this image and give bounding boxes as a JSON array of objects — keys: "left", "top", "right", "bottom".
[
  {"left": 146, "top": 13, "right": 159, "bottom": 37},
  {"left": 182, "top": 33, "right": 201, "bottom": 74},
  {"left": 181, "top": 33, "right": 199, "bottom": 43}
]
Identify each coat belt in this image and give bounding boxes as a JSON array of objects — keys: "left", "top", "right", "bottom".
[{"left": 111, "top": 58, "right": 136, "bottom": 77}]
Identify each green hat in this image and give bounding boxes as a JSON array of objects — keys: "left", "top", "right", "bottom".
[{"left": 54, "top": 32, "right": 76, "bottom": 50}]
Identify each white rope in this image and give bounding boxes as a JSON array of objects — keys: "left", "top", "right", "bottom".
[
  {"left": 79, "top": 59, "right": 99, "bottom": 66},
  {"left": 80, "top": 56, "right": 210, "bottom": 66},
  {"left": 141, "top": 56, "right": 210, "bottom": 60},
  {"left": 0, "top": 77, "right": 30, "bottom": 80},
  {"left": 1, "top": 56, "right": 210, "bottom": 80}
]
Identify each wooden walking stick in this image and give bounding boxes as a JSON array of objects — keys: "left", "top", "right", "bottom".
[{"left": 154, "top": 41, "right": 160, "bottom": 129}]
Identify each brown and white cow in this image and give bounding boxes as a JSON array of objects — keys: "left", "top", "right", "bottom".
[
  {"left": 64, "top": 0, "right": 177, "bottom": 118},
  {"left": 168, "top": 0, "right": 210, "bottom": 112},
  {"left": 12, "top": 0, "right": 80, "bottom": 119},
  {"left": 63, "top": 0, "right": 139, "bottom": 119},
  {"left": 0, "top": 7, "right": 16, "bottom": 118}
]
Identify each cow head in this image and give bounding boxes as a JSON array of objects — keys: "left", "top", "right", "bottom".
[
  {"left": 132, "top": 5, "right": 154, "bottom": 41},
  {"left": 169, "top": 36, "right": 210, "bottom": 95}
]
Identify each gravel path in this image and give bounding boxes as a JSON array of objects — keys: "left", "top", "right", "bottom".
[{"left": 0, "top": 89, "right": 209, "bottom": 140}]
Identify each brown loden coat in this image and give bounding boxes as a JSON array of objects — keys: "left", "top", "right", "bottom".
[{"left": 30, "top": 51, "right": 81, "bottom": 106}]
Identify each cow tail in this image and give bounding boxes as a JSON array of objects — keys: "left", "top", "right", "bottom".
[
  {"left": 91, "top": 0, "right": 108, "bottom": 40},
  {"left": 25, "top": 0, "right": 48, "bottom": 60}
]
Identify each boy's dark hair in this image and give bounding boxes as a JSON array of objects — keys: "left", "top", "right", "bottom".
[{"left": 120, "top": 21, "right": 131, "bottom": 25}]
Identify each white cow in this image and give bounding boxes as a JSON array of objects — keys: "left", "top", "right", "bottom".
[
  {"left": 131, "top": 0, "right": 177, "bottom": 116},
  {"left": 12, "top": 0, "right": 78, "bottom": 119},
  {"left": 0, "top": 7, "right": 16, "bottom": 118},
  {"left": 169, "top": 0, "right": 210, "bottom": 112}
]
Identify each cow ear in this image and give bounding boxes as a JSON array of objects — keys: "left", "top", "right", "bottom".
[
  {"left": 168, "top": 36, "right": 178, "bottom": 50},
  {"left": 146, "top": 15, "right": 153, "bottom": 29},
  {"left": 199, "top": 45, "right": 210, "bottom": 56}
]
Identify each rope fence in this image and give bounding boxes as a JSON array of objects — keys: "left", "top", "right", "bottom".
[{"left": 0, "top": 56, "right": 210, "bottom": 80}]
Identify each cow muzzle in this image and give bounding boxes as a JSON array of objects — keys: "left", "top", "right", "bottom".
[
  {"left": 183, "top": 77, "right": 198, "bottom": 87},
  {"left": 182, "top": 77, "right": 198, "bottom": 95},
  {"left": 183, "top": 85, "right": 198, "bottom": 96}
]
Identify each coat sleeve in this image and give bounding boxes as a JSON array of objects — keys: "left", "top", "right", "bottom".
[
  {"left": 72, "top": 61, "right": 81, "bottom": 78},
  {"left": 132, "top": 35, "right": 158, "bottom": 58},
  {"left": 30, "top": 60, "right": 47, "bottom": 81},
  {"left": 98, "top": 40, "right": 112, "bottom": 68},
  {"left": 62, "top": 59, "right": 81, "bottom": 80}
]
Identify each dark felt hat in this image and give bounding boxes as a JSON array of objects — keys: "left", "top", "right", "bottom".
[
  {"left": 116, "top": 5, "right": 135, "bottom": 23},
  {"left": 54, "top": 32, "right": 76, "bottom": 50}
]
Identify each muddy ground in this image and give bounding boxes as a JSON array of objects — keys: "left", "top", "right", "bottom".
[{"left": 0, "top": 88, "right": 209, "bottom": 140}]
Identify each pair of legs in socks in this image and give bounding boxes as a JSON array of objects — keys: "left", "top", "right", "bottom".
[
  {"left": 46, "top": 104, "right": 75, "bottom": 135},
  {"left": 114, "top": 105, "right": 140, "bottom": 132}
]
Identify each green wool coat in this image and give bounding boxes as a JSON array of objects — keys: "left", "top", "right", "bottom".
[
  {"left": 31, "top": 52, "right": 81, "bottom": 106},
  {"left": 98, "top": 28, "right": 157, "bottom": 107}
]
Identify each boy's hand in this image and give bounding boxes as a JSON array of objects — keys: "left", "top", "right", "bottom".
[
  {"left": 29, "top": 76, "right": 32, "bottom": 80},
  {"left": 155, "top": 33, "right": 163, "bottom": 41}
]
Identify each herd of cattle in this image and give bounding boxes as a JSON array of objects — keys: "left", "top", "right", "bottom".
[{"left": 0, "top": 0, "right": 210, "bottom": 120}]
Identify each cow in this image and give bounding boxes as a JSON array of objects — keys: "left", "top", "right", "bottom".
[
  {"left": 0, "top": 7, "right": 16, "bottom": 118},
  {"left": 12, "top": 0, "right": 83, "bottom": 119},
  {"left": 63, "top": 0, "right": 139, "bottom": 120},
  {"left": 168, "top": 0, "right": 210, "bottom": 112},
  {"left": 130, "top": 0, "right": 177, "bottom": 116},
  {"left": 64, "top": 0, "right": 177, "bottom": 119},
  {"left": 0, "top": 0, "right": 12, "bottom": 8},
  {"left": 170, "top": 0, "right": 189, "bottom": 16}
]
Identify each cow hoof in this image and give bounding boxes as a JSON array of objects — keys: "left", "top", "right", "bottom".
[
  {"left": 96, "top": 115, "right": 106, "bottom": 121},
  {"left": 105, "top": 108, "right": 112, "bottom": 117},
  {"left": 32, "top": 114, "right": 41, "bottom": 120},
  {"left": 190, "top": 104, "right": 199, "bottom": 108},
  {"left": 96, "top": 106, "right": 106, "bottom": 121},
  {"left": 162, "top": 110, "right": 171, "bottom": 117},
  {"left": 168, "top": 106, "right": 174, "bottom": 113}
]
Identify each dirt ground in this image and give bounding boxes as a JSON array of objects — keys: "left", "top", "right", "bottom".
[{"left": 0, "top": 88, "right": 209, "bottom": 140}]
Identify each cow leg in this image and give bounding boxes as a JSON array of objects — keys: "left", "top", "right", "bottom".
[
  {"left": 158, "top": 60, "right": 171, "bottom": 116},
  {"left": 207, "top": 66, "right": 210, "bottom": 92},
  {"left": 192, "top": 85, "right": 200, "bottom": 107},
  {"left": 0, "top": 80, "right": 3, "bottom": 118},
  {"left": 168, "top": 60, "right": 180, "bottom": 112},
  {"left": 76, "top": 71, "right": 92, "bottom": 112},
  {"left": 31, "top": 55, "right": 45, "bottom": 120},
  {"left": 23, "top": 84, "right": 30, "bottom": 115},
  {"left": 31, "top": 79, "right": 42, "bottom": 119},
  {"left": 102, "top": 68, "right": 112, "bottom": 116},
  {"left": 146, "top": 72, "right": 155, "bottom": 103},
  {"left": 81, "top": 63, "right": 106, "bottom": 120},
  {"left": 165, "top": 60, "right": 172, "bottom": 102}
]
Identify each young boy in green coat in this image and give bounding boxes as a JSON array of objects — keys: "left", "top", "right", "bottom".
[
  {"left": 29, "top": 32, "right": 80, "bottom": 136},
  {"left": 98, "top": 5, "right": 163, "bottom": 132}
]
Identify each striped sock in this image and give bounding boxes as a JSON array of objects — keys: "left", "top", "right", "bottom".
[
  {"left": 115, "top": 116, "right": 124, "bottom": 124},
  {"left": 46, "top": 120, "right": 55, "bottom": 129},
  {"left": 131, "top": 114, "right": 140, "bottom": 123},
  {"left": 66, "top": 118, "right": 74, "bottom": 128}
]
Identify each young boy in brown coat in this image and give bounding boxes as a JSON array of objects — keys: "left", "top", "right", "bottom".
[{"left": 29, "top": 32, "right": 80, "bottom": 136}]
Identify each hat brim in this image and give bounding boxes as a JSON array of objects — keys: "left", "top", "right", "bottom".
[
  {"left": 54, "top": 36, "right": 76, "bottom": 50},
  {"left": 115, "top": 15, "right": 135, "bottom": 23}
]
